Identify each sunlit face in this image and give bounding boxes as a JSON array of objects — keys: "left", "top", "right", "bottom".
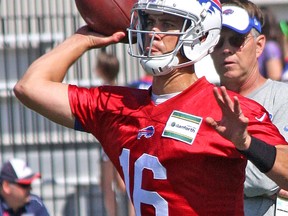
[
  {"left": 211, "top": 28, "right": 259, "bottom": 82},
  {"left": 142, "top": 13, "right": 185, "bottom": 56}
]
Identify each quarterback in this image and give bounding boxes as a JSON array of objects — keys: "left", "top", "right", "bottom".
[{"left": 14, "top": 0, "right": 288, "bottom": 215}]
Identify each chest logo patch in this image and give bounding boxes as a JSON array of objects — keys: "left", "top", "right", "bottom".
[
  {"left": 137, "top": 126, "right": 155, "bottom": 139},
  {"left": 162, "top": 110, "right": 202, "bottom": 145}
]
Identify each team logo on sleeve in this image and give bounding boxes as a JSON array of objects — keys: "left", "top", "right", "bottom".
[
  {"left": 162, "top": 110, "right": 202, "bottom": 145},
  {"left": 137, "top": 126, "right": 155, "bottom": 139}
]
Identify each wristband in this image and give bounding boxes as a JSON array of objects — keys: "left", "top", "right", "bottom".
[{"left": 238, "top": 136, "right": 276, "bottom": 173}]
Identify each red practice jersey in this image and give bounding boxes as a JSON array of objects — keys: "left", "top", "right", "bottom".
[{"left": 69, "top": 77, "right": 286, "bottom": 216}]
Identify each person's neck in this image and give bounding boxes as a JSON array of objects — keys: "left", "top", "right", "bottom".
[
  {"left": 151, "top": 67, "right": 198, "bottom": 95},
  {"left": 221, "top": 70, "right": 267, "bottom": 96}
]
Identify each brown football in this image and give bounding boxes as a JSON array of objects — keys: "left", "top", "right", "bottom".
[{"left": 75, "top": 0, "right": 137, "bottom": 43}]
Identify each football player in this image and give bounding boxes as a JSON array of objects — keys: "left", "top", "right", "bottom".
[{"left": 14, "top": 0, "right": 288, "bottom": 215}]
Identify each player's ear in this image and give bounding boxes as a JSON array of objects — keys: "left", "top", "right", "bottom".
[{"left": 255, "top": 34, "right": 266, "bottom": 58}]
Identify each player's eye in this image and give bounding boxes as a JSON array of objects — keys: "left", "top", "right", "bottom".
[
  {"left": 145, "top": 19, "right": 155, "bottom": 30},
  {"left": 162, "top": 22, "right": 174, "bottom": 30}
]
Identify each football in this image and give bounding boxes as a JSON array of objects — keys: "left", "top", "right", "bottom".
[{"left": 75, "top": 0, "right": 137, "bottom": 43}]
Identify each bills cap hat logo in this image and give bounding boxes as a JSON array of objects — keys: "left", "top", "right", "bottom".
[{"left": 222, "top": 5, "right": 261, "bottom": 34}]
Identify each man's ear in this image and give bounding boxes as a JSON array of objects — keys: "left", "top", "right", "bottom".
[
  {"left": 2, "top": 180, "right": 11, "bottom": 194},
  {"left": 255, "top": 34, "right": 266, "bottom": 58}
]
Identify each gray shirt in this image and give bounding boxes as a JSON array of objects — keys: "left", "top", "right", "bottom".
[{"left": 244, "top": 79, "right": 288, "bottom": 216}]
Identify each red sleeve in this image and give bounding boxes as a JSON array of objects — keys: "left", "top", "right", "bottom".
[
  {"left": 68, "top": 84, "right": 99, "bottom": 134},
  {"left": 239, "top": 96, "right": 287, "bottom": 146}
]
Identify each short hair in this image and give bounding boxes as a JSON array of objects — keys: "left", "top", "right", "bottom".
[{"left": 95, "top": 52, "right": 120, "bottom": 82}]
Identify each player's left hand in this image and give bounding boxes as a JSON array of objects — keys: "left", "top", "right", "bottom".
[{"left": 206, "top": 86, "right": 251, "bottom": 150}]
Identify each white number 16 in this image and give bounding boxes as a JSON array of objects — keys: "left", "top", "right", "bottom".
[{"left": 119, "top": 148, "right": 169, "bottom": 216}]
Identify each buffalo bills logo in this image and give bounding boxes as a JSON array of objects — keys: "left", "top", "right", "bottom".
[
  {"left": 211, "top": 0, "right": 221, "bottom": 9},
  {"left": 199, "top": 0, "right": 222, "bottom": 13},
  {"left": 137, "top": 126, "right": 155, "bottom": 139},
  {"left": 223, "top": 9, "right": 234, "bottom": 15}
]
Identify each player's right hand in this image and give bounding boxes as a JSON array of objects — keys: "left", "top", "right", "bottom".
[{"left": 76, "top": 25, "right": 126, "bottom": 49}]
